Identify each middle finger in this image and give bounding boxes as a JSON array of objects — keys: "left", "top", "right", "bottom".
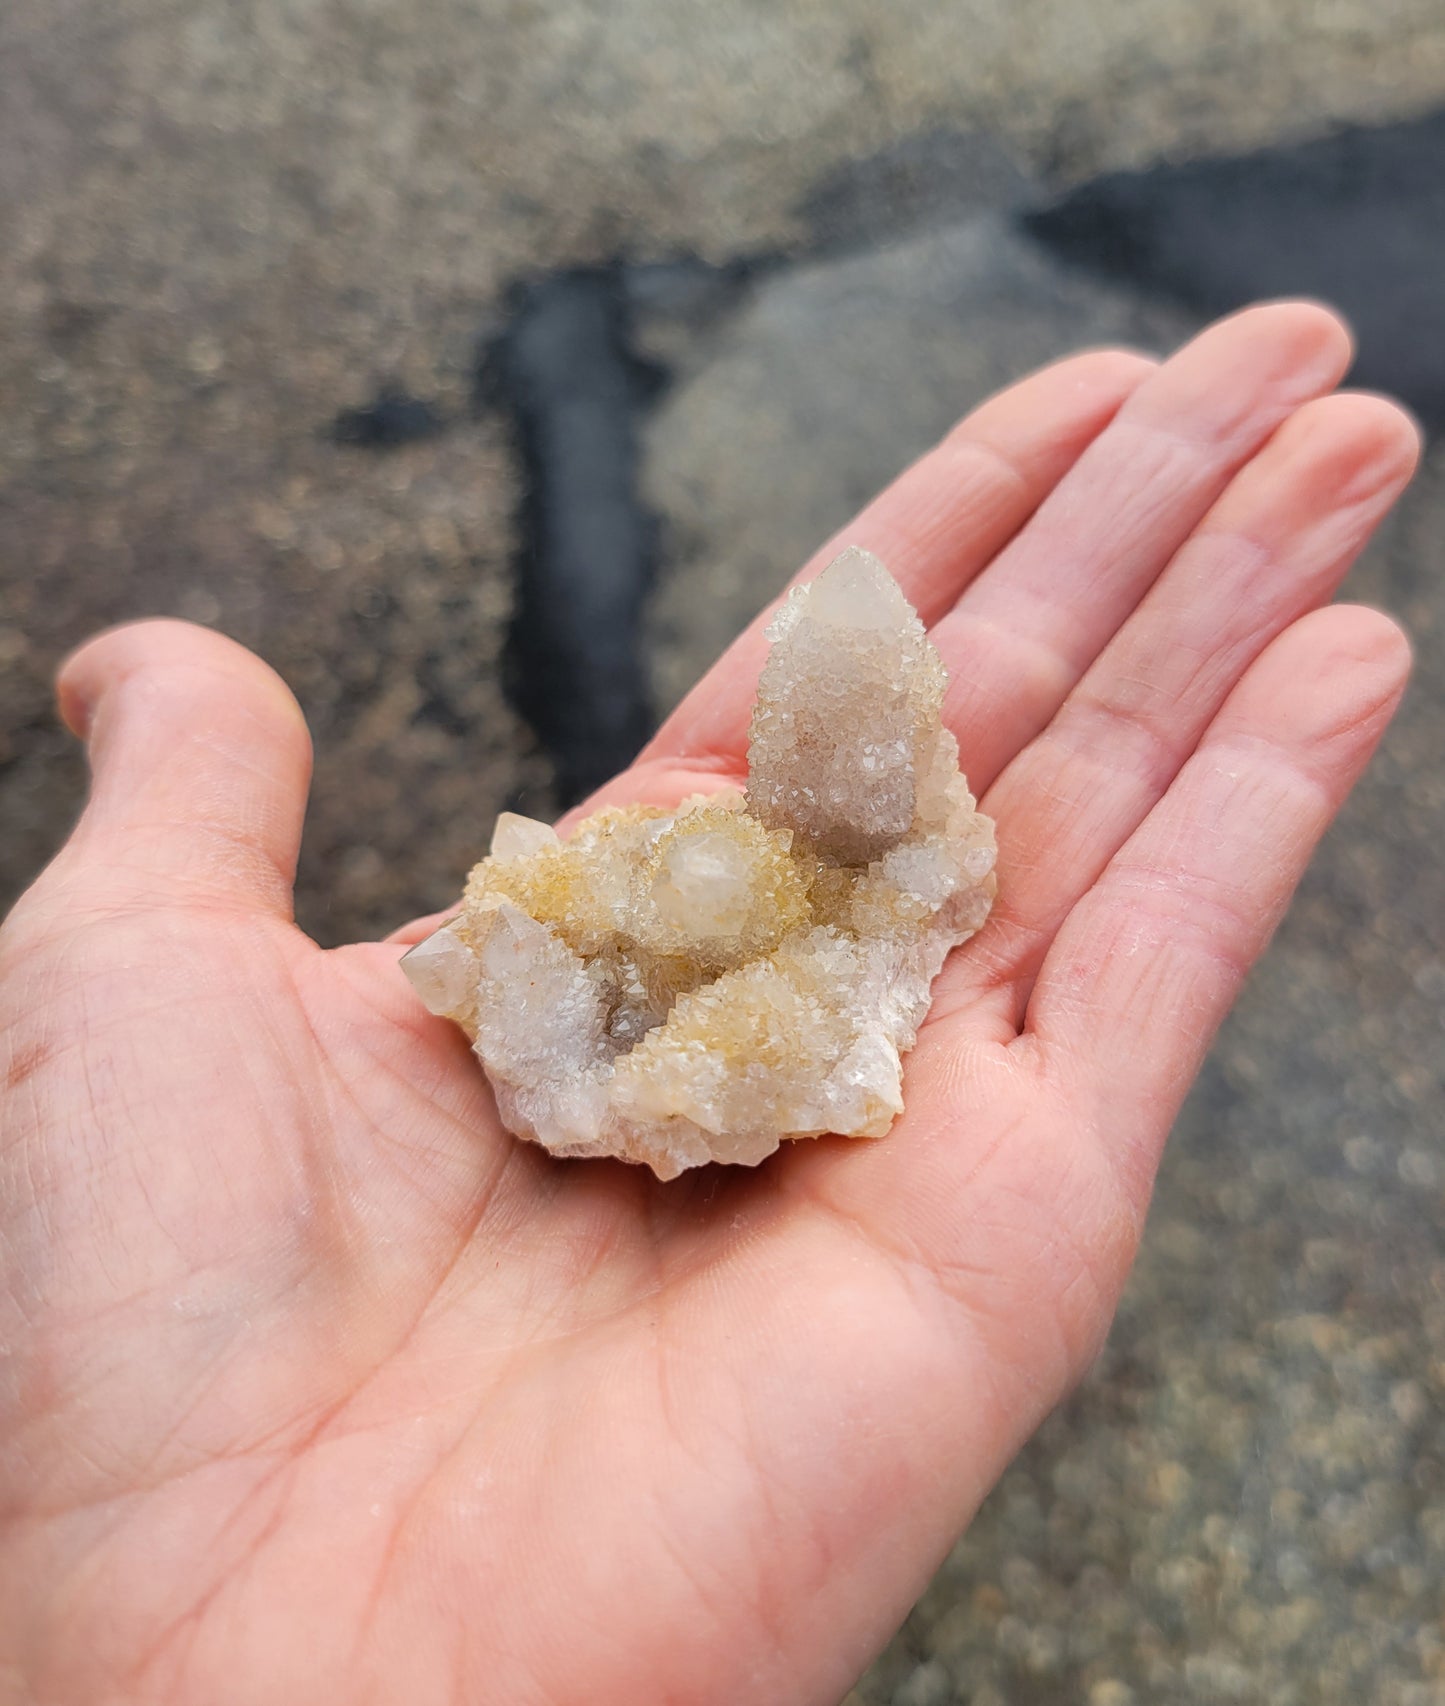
[{"left": 932, "top": 301, "right": 1353, "bottom": 795}]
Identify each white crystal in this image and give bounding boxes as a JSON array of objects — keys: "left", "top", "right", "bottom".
[
  {"left": 405, "top": 549, "right": 997, "bottom": 1179},
  {"left": 489, "top": 811, "right": 561, "bottom": 861},
  {"left": 799, "top": 544, "right": 915, "bottom": 630},
  {"left": 747, "top": 547, "right": 949, "bottom": 863},
  {"left": 652, "top": 829, "right": 764, "bottom": 935}
]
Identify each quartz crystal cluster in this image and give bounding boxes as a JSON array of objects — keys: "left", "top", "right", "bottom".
[{"left": 403, "top": 548, "right": 997, "bottom": 1179}]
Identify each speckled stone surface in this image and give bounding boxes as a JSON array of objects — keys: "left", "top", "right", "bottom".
[{"left": 2, "top": 2, "right": 1443, "bottom": 1699}]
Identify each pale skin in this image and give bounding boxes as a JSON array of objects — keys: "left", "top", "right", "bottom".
[{"left": 0, "top": 302, "right": 1421, "bottom": 1706}]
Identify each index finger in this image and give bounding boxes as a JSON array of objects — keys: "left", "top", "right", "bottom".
[{"left": 640, "top": 347, "right": 1158, "bottom": 771}]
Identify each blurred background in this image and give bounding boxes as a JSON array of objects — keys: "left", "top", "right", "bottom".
[{"left": 2, "top": 2, "right": 1443, "bottom": 1700}]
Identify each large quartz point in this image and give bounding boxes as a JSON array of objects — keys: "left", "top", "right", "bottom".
[{"left": 403, "top": 547, "right": 997, "bottom": 1179}]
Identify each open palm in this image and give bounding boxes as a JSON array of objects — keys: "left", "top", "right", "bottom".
[{"left": 0, "top": 304, "right": 1418, "bottom": 1706}]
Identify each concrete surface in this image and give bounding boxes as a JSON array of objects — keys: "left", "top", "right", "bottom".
[
  {"left": 4, "top": 0, "right": 1444, "bottom": 937},
  {"left": 1026, "top": 108, "right": 1445, "bottom": 429}
]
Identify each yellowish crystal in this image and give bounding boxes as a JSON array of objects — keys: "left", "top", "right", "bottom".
[{"left": 403, "top": 548, "right": 997, "bottom": 1179}]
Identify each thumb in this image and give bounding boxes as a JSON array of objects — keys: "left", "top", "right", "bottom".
[{"left": 50, "top": 620, "right": 312, "bottom": 918}]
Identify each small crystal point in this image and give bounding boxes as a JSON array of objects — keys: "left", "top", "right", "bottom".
[
  {"left": 401, "top": 924, "right": 476, "bottom": 1018},
  {"left": 490, "top": 812, "right": 560, "bottom": 861},
  {"left": 403, "top": 548, "right": 996, "bottom": 1179},
  {"left": 802, "top": 545, "right": 917, "bottom": 631}
]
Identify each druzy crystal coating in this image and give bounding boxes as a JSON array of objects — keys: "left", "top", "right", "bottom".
[{"left": 403, "top": 548, "right": 997, "bottom": 1179}]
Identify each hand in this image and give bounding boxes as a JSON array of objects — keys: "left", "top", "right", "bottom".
[{"left": 0, "top": 304, "right": 1417, "bottom": 1706}]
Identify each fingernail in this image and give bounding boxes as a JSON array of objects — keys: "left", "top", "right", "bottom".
[{"left": 56, "top": 676, "right": 96, "bottom": 741}]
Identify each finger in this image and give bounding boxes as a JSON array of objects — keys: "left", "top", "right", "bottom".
[
  {"left": 639, "top": 346, "right": 1158, "bottom": 771},
  {"left": 51, "top": 619, "right": 312, "bottom": 917},
  {"left": 931, "top": 300, "right": 1355, "bottom": 793},
  {"left": 1024, "top": 603, "right": 1411, "bottom": 1193},
  {"left": 387, "top": 909, "right": 458, "bottom": 947},
  {"left": 944, "top": 391, "right": 1420, "bottom": 1027}
]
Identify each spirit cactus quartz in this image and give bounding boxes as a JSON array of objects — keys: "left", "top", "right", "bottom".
[{"left": 403, "top": 548, "right": 997, "bottom": 1179}]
